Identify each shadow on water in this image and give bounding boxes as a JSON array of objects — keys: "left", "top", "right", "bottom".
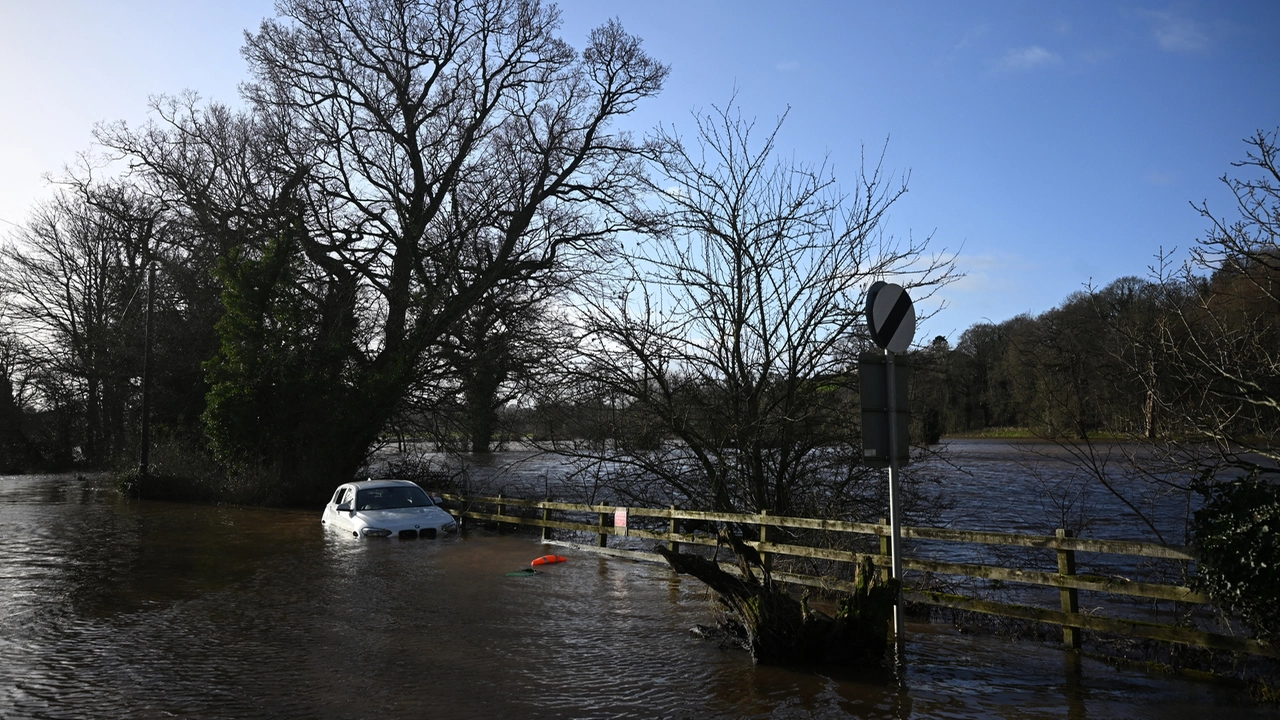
[{"left": 0, "top": 473, "right": 1270, "bottom": 719}]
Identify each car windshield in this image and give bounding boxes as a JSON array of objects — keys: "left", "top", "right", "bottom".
[{"left": 354, "top": 485, "right": 434, "bottom": 511}]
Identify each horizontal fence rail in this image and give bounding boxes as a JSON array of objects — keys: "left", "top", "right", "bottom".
[{"left": 438, "top": 493, "right": 1275, "bottom": 659}]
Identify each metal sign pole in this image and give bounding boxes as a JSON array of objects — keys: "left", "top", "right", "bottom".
[
  {"left": 885, "top": 348, "right": 905, "bottom": 641},
  {"left": 864, "top": 280, "right": 913, "bottom": 664}
]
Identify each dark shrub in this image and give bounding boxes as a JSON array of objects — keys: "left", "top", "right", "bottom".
[{"left": 1193, "top": 478, "right": 1280, "bottom": 644}]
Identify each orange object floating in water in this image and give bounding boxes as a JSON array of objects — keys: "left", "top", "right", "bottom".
[{"left": 531, "top": 555, "right": 567, "bottom": 566}]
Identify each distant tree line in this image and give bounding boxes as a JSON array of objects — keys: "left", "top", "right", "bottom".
[{"left": 908, "top": 277, "right": 1175, "bottom": 443}]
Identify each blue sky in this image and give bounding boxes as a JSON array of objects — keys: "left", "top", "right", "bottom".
[{"left": 2, "top": 1, "right": 1277, "bottom": 341}]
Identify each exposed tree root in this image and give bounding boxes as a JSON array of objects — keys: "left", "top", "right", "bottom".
[{"left": 655, "top": 535, "right": 899, "bottom": 666}]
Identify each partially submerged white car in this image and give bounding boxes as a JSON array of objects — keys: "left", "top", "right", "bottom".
[{"left": 322, "top": 479, "right": 458, "bottom": 539}]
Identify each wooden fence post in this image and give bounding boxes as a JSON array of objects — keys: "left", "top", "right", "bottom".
[
  {"left": 669, "top": 505, "right": 680, "bottom": 553},
  {"left": 1057, "top": 528, "right": 1082, "bottom": 649},
  {"left": 541, "top": 499, "right": 552, "bottom": 542},
  {"left": 497, "top": 493, "right": 505, "bottom": 534},
  {"left": 759, "top": 509, "right": 773, "bottom": 573},
  {"left": 597, "top": 510, "right": 608, "bottom": 548},
  {"left": 879, "top": 517, "right": 890, "bottom": 582}
]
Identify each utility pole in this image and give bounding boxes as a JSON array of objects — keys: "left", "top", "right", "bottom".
[{"left": 139, "top": 263, "right": 155, "bottom": 485}]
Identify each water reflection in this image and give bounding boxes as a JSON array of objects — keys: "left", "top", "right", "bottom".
[
  {"left": 1064, "top": 650, "right": 1088, "bottom": 720},
  {"left": 0, "top": 473, "right": 1269, "bottom": 719}
]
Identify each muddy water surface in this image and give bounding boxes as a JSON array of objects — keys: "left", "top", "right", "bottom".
[{"left": 0, "top": 473, "right": 1269, "bottom": 719}]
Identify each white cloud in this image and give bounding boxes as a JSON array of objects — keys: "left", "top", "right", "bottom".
[
  {"left": 997, "top": 46, "right": 1062, "bottom": 71},
  {"left": 946, "top": 254, "right": 1024, "bottom": 294},
  {"left": 954, "top": 24, "right": 990, "bottom": 51},
  {"left": 1144, "top": 11, "right": 1209, "bottom": 53}
]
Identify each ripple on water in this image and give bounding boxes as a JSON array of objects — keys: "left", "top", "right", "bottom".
[{"left": 0, "top": 473, "right": 1271, "bottom": 719}]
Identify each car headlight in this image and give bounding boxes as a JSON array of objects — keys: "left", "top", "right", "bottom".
[
  {"left": 443, "top": 522, "right": 458, "bottom": 534},
  {"left": 361, "top": 527, "right": 392, "bottom": 538}
]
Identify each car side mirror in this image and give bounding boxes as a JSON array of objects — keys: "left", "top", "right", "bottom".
[
  {"left": 336, "top": 501, "right": 352, "bottom": 512},
  {"left": 432, "top": 496, "right": 445, "bottom": 506}
]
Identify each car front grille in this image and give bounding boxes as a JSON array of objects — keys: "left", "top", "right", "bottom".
[{"left": 396, "top": 528, "right": 439, "bottom": 540}]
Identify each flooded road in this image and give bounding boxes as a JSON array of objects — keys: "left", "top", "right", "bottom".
[{"left": 0, "top": 472, "right": 1269, "bottom": 719}]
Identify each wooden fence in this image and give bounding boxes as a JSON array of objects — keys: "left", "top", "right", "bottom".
[{"left": 439, "top": 493, "right": 1276, "bottom": 659}]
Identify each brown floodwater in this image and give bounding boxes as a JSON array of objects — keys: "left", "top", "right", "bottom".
[{"left": 0, "top": 472, "right": 1270, "bottom": 719}]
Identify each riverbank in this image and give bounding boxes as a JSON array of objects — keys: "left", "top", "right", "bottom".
[{"left": 941, "top": 428, "right": 1145, "bottom": 441}]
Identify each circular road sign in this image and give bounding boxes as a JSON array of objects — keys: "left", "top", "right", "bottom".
[{"left": 865, "top": 281, "right": 916, "bottom": 353}]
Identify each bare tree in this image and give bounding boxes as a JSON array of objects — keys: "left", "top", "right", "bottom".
[
  {"left": 0, "top": 327, "right": 37, "bottom": 472},
  {"left": 396, "top": 269, "right": 571, "bottom": 454},
  {"left": 1170, "top": 128, "right": 1280, "bottom": 472},
  {"left": 548, "top": 102, "right": 956, "bottom": 517},
  {"left": 98, "top": 0, "right": 667, "bottom": 502},
  {"left": 0, "top": 184, "right": 159, "bottom": 466}
]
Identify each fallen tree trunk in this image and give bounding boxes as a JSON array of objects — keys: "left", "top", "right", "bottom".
[{"left": 654, "top": 533, "right": 898, "bottom": 666}]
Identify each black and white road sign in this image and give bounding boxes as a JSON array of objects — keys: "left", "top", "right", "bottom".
[{"left": 865, "top": 281, "right": 916, "bottom": 353}]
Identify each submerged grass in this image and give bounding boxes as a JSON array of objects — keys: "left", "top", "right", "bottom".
[{"left": 114, "top": 431, "right": 285, "bottom": 506}]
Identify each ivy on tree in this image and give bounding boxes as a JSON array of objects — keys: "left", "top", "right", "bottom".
[{"left": 1192, "top": 478, "right": 1280, "bottom": 644}]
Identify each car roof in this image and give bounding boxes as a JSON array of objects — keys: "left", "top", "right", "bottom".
[{"left": 343, "top": 479, "right": 422, "bottom": 491}]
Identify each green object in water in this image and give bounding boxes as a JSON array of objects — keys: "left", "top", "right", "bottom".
[{"left": 505, "top": 568, "right": 540, "bottom": 577}]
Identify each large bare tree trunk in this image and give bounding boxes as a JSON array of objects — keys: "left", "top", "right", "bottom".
[{"left": 655, "top": 533, "right": 898, "bottom": 666}]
